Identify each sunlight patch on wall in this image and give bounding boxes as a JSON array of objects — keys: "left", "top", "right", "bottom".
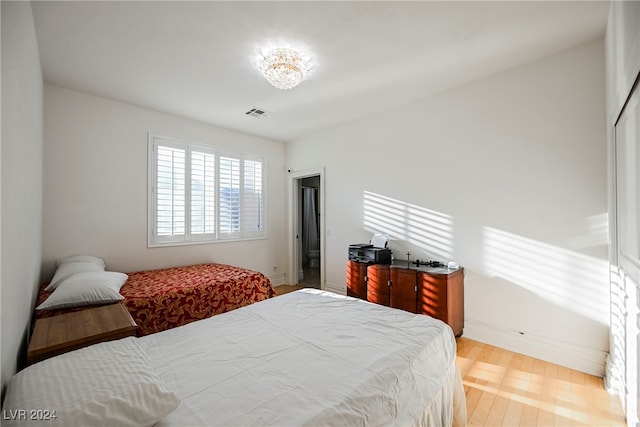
[
  {"left": 567, "top": 213, "right": 609, "bottom": 250},
  {"left": 363, "top": 191, "right": 454, "bottom": 259},
  {"left": 483, "top": 226, "right": 609, "bottom": 325}
]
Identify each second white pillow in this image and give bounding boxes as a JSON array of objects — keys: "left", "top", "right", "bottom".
[
  {"left": 37, "top": 271, "right": 128, "bottom": 310},
  {"left": 46, "top": 261, "right": 106, "bottom": 292}
]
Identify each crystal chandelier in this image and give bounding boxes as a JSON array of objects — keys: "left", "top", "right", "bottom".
[{"left": 259, "top": 47, "right": 312, "bottom": 90}]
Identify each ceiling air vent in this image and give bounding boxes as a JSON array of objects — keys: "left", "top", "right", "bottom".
[{"left": 245, "top": 107, "right": 269, "bottom": 118}]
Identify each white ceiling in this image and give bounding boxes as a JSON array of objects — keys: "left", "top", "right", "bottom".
[{"left": 31, "top": 1, "right": 609, "bottom": 142}]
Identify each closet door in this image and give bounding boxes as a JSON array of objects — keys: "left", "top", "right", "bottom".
[
  {"left": 615, "top": 81, "right": 640, "bottom": 283},
  {"left": 614, "top": 74, "right": 640, "bottom": 425}
]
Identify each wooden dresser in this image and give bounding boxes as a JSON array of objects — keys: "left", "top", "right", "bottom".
[
  {"left": 346, "top": 260, "right": 368, "bottom": 300},
  {"left": 348, "top": 261, "right": 465, "bottom": 337},
  {"left": 27, "top": 303, "right": 137, "bottom": 364}
]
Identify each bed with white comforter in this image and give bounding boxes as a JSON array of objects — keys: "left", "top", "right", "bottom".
[{"left": 3, "top": 289, "right": 466, "bottom": 426}]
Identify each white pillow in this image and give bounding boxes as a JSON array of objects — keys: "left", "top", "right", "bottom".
[
  {"left": 55, "top": 255, "right": 106, "bottom": 268},
  {"left": 46, "top": 261, "right": 105, "bottom": 292},
  {"left": 37, "top": 272, "right": 128, "bottom": 310},
  {"left": 2, "top": 337, "right": 180, "bottom": 427}
]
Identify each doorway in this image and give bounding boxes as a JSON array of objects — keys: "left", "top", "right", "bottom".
[
  {"left": 299, "top": 176, "right": 321, "bottom": 288},
  {"left": 288, "top": 168, "right": 325, "bottom": 289}
]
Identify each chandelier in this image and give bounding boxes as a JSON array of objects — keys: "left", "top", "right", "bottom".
[{"left": 259, "top": 47, "right": 312, "bottom": 90}]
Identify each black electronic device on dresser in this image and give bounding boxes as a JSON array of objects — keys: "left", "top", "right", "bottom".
[
  {"left": 347, "top": 234, "right": 392, "bottom": 300},
  {"left": 348, "top": 244, "right": 392, "bottom": 265}
]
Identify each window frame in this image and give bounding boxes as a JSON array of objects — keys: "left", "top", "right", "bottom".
[{"left": 147, "top": 132, "right": 266, "bottom": 248}]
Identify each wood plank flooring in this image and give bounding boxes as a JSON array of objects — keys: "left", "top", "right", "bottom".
[
  {"left": 273, "top": 284, "right": 306, "bottom": 296},
  {"left": 457, "top": 337, "right": 626, "bottom": 426}
]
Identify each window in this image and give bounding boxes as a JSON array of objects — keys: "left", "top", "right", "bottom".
[{"left": 148, "top": 133, "right": 265, "bottom": 246}]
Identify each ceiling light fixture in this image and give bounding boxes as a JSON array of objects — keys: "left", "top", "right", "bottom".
[{"left": 259, "top": 47, "right": 312, "bottom": 90}]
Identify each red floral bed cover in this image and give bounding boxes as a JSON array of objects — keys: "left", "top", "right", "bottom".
[{"left": 36, "top": 263, "right": 275, "bottom": 336}]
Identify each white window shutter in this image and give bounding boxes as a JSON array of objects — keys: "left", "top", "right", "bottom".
[
  {"left": 190, "top": 150, "right": 216, "bottom": 235},
  {"left": 219, "top": 156, "right": 240, "bottom": 236},
  {"left": 156, "top": 145, "right": 185, "bottom": 238},
  {"left": 243, "top": 159, "right": 263, "bottom": 234},
  {"left": 149, "top": 133, "right": 265, "bottom": 247}
]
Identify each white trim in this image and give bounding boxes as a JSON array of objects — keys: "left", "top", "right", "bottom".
[
  {"left": 148, "top": 132, "right": 266, "bottom": 248},
  {"left": 267, "top": 273, "right": 287, "bottom": 286},
  {"left": 287, "top": 167, "right": 325, "bottom": 289},
  {"left": 149, "top": 235, "right": 267, "bottom": 248},
  {"left": 147, "top": 133, "right": 155, "bottom": 247},
  {"left": 464, "top": 317, "right": 607, "bottom": 377},
  {"left": 324, "top": 282, "right": 346, "bottom": 296}
]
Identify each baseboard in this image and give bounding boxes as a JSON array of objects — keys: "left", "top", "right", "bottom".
[
  {"left": 323, "top": 282, "right": 346, "bottom": 295},
  {"left": 464, "top": 318, "right": 607, "bottom": 377},
  {"left": 267, "top": 273, "right": 287, "bottom": 286}
]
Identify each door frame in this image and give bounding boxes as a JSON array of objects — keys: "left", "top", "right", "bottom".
[{"left": 287, "top": 167, "right": 325, "bottom": 288}]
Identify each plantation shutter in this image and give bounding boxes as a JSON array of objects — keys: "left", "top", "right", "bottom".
[
  {"left": 149, "top": 133, "right": 266, "bottom": 246},
  {"left": 219, "top": 156, "right": 240, "bottom": 236},
  {"left": 243, "top": 159, "right": 263, "bottom": 234},
  {"left": 156, "top": 144, "right": 185, "bottom": 240},
  {"left": 190, "top": 150, "right": 216, "bottom": 236}
]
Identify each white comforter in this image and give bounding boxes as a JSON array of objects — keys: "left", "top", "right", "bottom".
[{"left": 139, "top": 289, "right": 466, "bottom": 426}]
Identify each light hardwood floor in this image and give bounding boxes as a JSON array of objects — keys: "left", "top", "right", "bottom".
[
  {"left": 272, "top": 286, "right": 626, "bottom": 426},
  {"left": 457, "top": 337, "right": 626, "bottom": 426},
  {"left": 273, "top": 284, "right": 306, "bottom": 296}
]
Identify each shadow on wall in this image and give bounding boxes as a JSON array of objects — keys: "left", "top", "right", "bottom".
[
  {"left": 466, "top": 271, "right": 610, "bottom": 377},
  {"left": 482, "top": 226, "right": 609, "bottom": 326},
  {"left": 465, "top": 270, "right": 609, "bottom": 347},
  {"left": 362, "top": 190, "right": 609, "bottom": 327},
  {"left": 362, "top": 191, "right": 454, "bottom": 259},
  {"left": 361, "top": 190, "right": 610, "bottom": 372}
]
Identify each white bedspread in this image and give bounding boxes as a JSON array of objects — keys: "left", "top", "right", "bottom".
[{"left": 139, "top": 289, "right": 466, "bottom": 426}]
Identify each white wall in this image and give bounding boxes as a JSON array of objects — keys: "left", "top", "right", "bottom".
[
  {"left": 43, "top": 86, "right": 287, "bottom": 283},
  {"left": 287, "top": 39, "right": 608, "bottom": 375},
  {"left": 1, "top": 1, "right": 44, "bottom": 396}
]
